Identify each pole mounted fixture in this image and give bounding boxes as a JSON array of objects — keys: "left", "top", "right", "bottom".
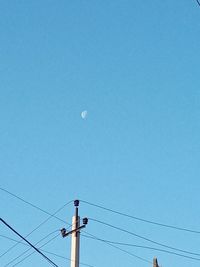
[
  {"left": 74, "top": 200, "right": 79, "bottom": 207},
  {"left": 61, "top": 224, "right": 87, "bottom": 238},
  {"left": 82, "top": 217, "right": 88, "bottom": 225},
  {"left": 60, "top": 200, "right": 88, "bottom": 267}
]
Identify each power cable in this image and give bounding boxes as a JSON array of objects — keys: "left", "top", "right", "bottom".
[
  {"left": 42, "top": 250, "right": 95, "bottom": 267},
  {"left": 81, "top": 229, "right": 151, "bottom": 265},
  {"left": 196, "top": 0, "right": 200, "bottom": 7},
  {"left": 4, "top": 230, "right": 59, "bottom": 267},
  {"left": 80, "top": 200, "right": 200, "bottom": 234},
  {"left": 10, "top": 233, "right": 60, "bottom": 267},
  {"left": 82, "top": 233, "right": 200, "bottom": 262},
  {"left": 4, "top": 222, "right": 74, "bottom": 267},
  {"left": 89, "top": 217, "right": 200, "bottom": 257},
  {"left": 0, "top": 218, "right": 59, "bottom": 267},
  {"left": 3, "top": 216, "right": 79, "bottom": 267},
  {"left": 6, "top": 219, "right": 85, "bottom": 267},
  {"left": 1, "top": 190, "right": 153, "bottom": 265},
  {"left": 0, "top": 201, "right": 72, "bottom": 259},
  {"left": 0, "top": 187, "right": 71, "bottom": 225},
  {"left": 0, "top": 234, "right": 94, "bottom": 267}
]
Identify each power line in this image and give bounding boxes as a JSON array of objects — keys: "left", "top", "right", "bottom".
[
  {"left": 196, "top": 0, "right": 200, "bottom": 7},
  {"left": 4, "top": 222, "right": 76, "bottom": 267},
  {"left": 4, "top": 230, "right": 59, "bottom": 267},
  {"left": 0, "top": 234, "right": 94, "bottom": 267},
  {"left": 81, "top": 229, "right": 152, "bottom": 265},
  {"left": 80, "top": 200, "right": 200, "bottom": 234},
  {"left": 89, "top": 217, "right": 200, "bottom": 257},
  {"left": 82, "top": 233, "right": 200, "bottom": 262},
  {"left": 0, "top": 218, "right": 59, "bottom": 267},
  {"left": 10, "top": 233, "right": 60, "bottom": 267},
  {"left": 0, "top": 190, "right": 153, "bottom": 265},
  {"left": 0, "top": 187, "right": 72, "bottom": 225},
  {"left": 42, "top": 250, "right": 95, "bottom": 267},
  {"left": 0, "top": 201, "right": 72, "bottom": 259}
]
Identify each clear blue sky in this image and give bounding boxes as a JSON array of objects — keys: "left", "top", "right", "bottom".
[{"left": 1, "top": 1, "right": 200, "bottom": 267}]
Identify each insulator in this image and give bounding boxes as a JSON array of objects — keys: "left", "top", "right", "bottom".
[
  {"left": 83, "top": 217, "right": 88, "bottom": 225},
  {"left": 61, "top": 228, "right": 67, "bottom": 237},
  {"left": 74, "top": 200, "right": 79, "bottom": 207}
]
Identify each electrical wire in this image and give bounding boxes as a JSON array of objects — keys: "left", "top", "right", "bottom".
[
  {"left": 0, "top": 200, "right": 72, "bottom": 259},
  {"left": 0, "top": 218, "right": 59, "bottom": 267},
  {"left": 89, "top": 217, "right": 200, "bottom": 257},
  {"left": 4, "top": 221, "right": 75, "bottom": 267},
  {"left": 196, "top": 0, "right": 200, "bottom": 7},
  {"left": 4, "top": 230, "right": 59, "bottom": 267},
  {"left": 10, "top": 222, "right": 92, "bottom": 267},
  {"left": 10, "top": 233, "right": 60, "bottom": 267},
  {"left": 1, "top": 189, "right": 153, "bottom": 265},
  {"left": 0, "top": 234, "right": 94, "bottom": 267},
  {"left": 0, "top": 187, "right": 71, "bottom": 225},
  {"left": 80, "top": 200, "right": 200, "bottom": 234},
  {"left": 42, "top": 250, "right": 95, "bottom": 267},
  {"left": 82, "top": 233, "right": 200, "bottom": 262},
  {"left": 81, "top": 229, "right": 152, "bottom": 264}
]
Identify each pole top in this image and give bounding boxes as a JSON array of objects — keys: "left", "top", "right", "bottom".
[{"left": 74, "top": 200, "right": 79, "bottom": 207}]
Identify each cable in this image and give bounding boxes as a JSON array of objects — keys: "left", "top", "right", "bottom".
[
  {"left": 10, "top": 233, "right": 60, "bottom": 267},
  {"left": 82, "top": 233, "right": 200, "bottom": 262},
  {"left": 0, "top": 234, "right": 95, "bottom": 267},
  {"left": 0, "top": 218, "right": 59, "bottom": 267},
  {"left": 10, "top": 229, "right": 93, "bottom": 267},
  {"left": 0, "top": 190, "right": 93, "bottom": 266},
  {"left": 80, "top": 229, "right": 151, "bottom": 264},
  {"left": 80, "top": 200, "right": 200, "bottom": 234},
  {"left": 0, "top": 235, "right": 25, "bottom": 244},
  {"left": 0, "top": 187, "right": 72, "bottom": 225},
  {"left": 0, "top": 201, "right": 72, "bottom": 259},
  {"left": 4, "top": 230, "right": 59, "bottom": 267},
  {"left": 42, "top": 250, "right": 95, "bottom": 267},
  {"left": 89, "top": 217, "right": 200, "bottom": 257},
  {"left": 4, "top": 219, "right": 79, "bottom": 267},
  {"left": 4, "top": 222, "right": 74, "bottom": 267},
  {"left": 196, "top": 0, "right": 200, "bottom": 7}
]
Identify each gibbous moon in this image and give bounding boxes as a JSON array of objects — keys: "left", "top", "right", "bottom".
[{"left": 81, "top": 110, "right": 88, "bottom": 119}]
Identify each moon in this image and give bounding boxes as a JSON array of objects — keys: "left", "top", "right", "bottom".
[{"left": 81, "top": 110, "right": 88, "bottom": 119}]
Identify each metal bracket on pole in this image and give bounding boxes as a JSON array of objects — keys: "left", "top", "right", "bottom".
[{"left": 61, "top": 224, "right": 87, "bottom": 238}]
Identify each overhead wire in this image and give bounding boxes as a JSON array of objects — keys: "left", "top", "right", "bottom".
[
  {"left": 81, "top": 233, "right": 200, "bottom": 262},
  {"left": 89, "top": 217, "right": 200, "bottom": 257},
  {"left": 0, "top": 190, "right": 93, "bottom": 266},
  {"left": 3, "top": 221, "right": 75, "bottom": 267},
  {"left": 42, "top": 250, "right": 95, "bottom": 267},
  {"left": 4, "top": 230, "right": 59, "bottom": 267},
  {"left": 0, "top": 218, "right": 59, "bottom": 267},
  {"left": 0, "top": 200, "right": 72, "bottom": 259},
  {"left": 0, "top": 189, "right": 162, "bottom": 265},
  {"left": 80, "top": 200, "right": 200, "bottom": 234},
  {"left": 196, "top": 0, "right": 200, "bottom": 7},
  {"left": 10, "top": 233, "right": 60, "bottom": 267},
  {"left": 80, "top": 228, "right": 152, "bottom": 265},
  {"left": 0, "top": 190, "right": 97, "bottom": 266},
  {"left": 0, "top": 187, "right": 71, "bottom": 225},
  {"left": 0, "top": 234, "right": 94, "bottom": 267}
]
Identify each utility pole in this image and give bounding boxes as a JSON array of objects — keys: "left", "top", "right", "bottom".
[
  {"left": 61, "top": 200, "right": 88, "bottom": 267},
  {"left": 153, "top": 257, "right": 159, "bottom": 267}
]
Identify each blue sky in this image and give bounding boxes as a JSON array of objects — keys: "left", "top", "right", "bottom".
[{"left": 1, "top": 1, "right": 200, "bottom": 267}]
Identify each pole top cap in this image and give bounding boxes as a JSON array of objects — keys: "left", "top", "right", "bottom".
[{"left": 74, "top": 200, "right": 79, "bottom": 207}]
